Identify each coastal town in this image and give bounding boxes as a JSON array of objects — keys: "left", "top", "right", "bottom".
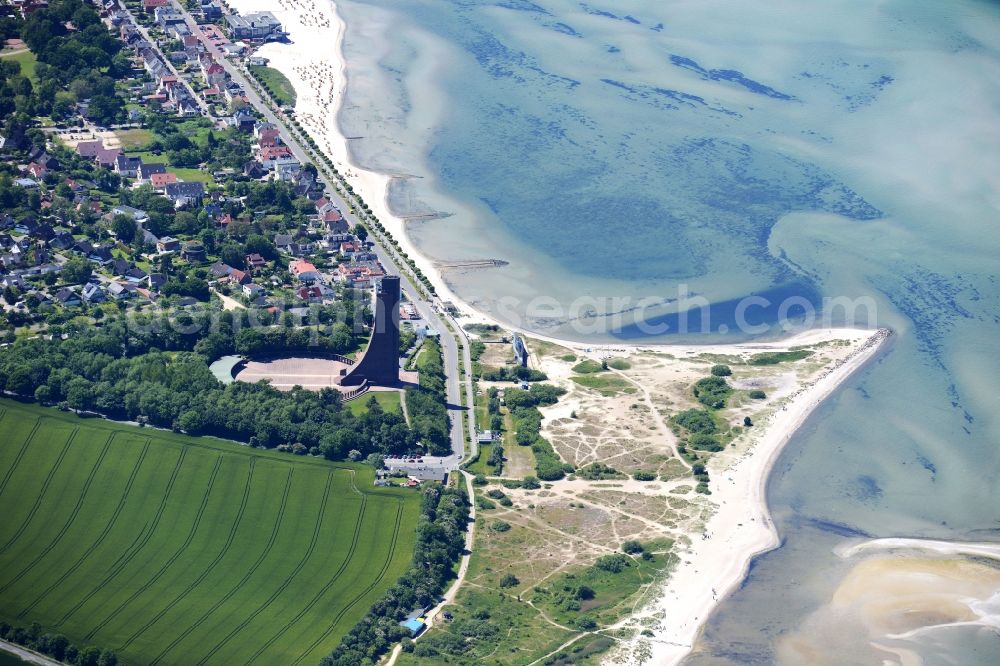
[{"left": 0, "top": 2, "right": 397, "bottom": 320}]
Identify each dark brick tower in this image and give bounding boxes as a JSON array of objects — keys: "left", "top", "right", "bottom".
[{"left": 342, "top": 276, "right": 401, "bottom": 386}]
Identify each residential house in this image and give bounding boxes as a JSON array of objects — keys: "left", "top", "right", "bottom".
[
  {"left": 140, "top": 48, "right": 168, "bottom": 81},
  {"left": 147, "top": 273, "right": 167, "bottom": 291},
  {"left": 157, "top": 236, "right": 181, "bottom": 252},
  {"left": 323, "top": 209, "right": 348, "bottom": 234},
  {"left": 255, "top": 122, "right": 279, "bottom": 141},
  {"left": 136, "top": 163, "right": 166, "bottom": 183},
  {"left": 201, "top": 61, "right": 227, "bottom": 88},
  {"left": 182, "top": 34, "right": 201, "bottom": 60},
  {"left": 323, "top": 232, "right": 353, "bottom": 248},
  {"left": 221, "top": 43, "right": 245, "bottom": 58},
  {"left": 258, "top": 145, "right": 297, "bottom": 170},
  {"left": 164, "top": 182, "right": 205, "bottom": 207},
  {"left": 242, "top": 282, "right": 264, "bottom": 298},
  {"left": 114, "top": 154, "right": 143, "bottom": 178},
  {"left": 107, "top": 281, "right": 134, "bottom": 301},
  {"left": 159, "top": 73, "right": 179, "bottom": 93},
  {"left": 111, "top": 258, "right": 131, "bottom": 276},
  {"left": 143, "top": 0, "right": 169, "bottom": 13},
  {"left": 124, "top": 267, "right": 148, "bottom": 284},
  {"left": 208, "top": 262, "right": 233, "bottom": 279},
  {"left": 296, "top": 284, "right": 333, "bottom": 303},
  {"left": 73, "top": 239, "right": 95, "bottom": 257},
  {"left": 200, "top": 1, "right": 222, "bottom": 21},
  {"left": 1, "top": 275, "right": 27, "bottom": 290},
  {"left": 89, "top": 246, "right": 113, "bottom": 265},
  {"left": 150, "top": 172, "right": 177, "bottom": 191},
  {"left": 226, "top": 268, "right": 250, "bottom": 286},
  {"left": 245, "top": 253, "right": 266, "bottom": 271},
  {"left": 62, "top": 178, "right": 85, "bottom": 195},
  {"left": 82, "top": 282, "right": 106, "bottom": 303},
  {"left": 177, "top": 97, "right": 200, "bottom": 117},
  {"left": 77, "top": 140, "right": 121, "bottom": 168},
  {"left": 55, "top": 287, "right": 81, "bottom": 307},
  {"left": 112, "top": 204, "right": 150, "bottom": 224},
  {"left": 336, "top": 262, "right": 385, "bottom": 289},
  {"left": 26, "top": 162, "right": 47, "bottom": 179},
  {"left": 74, "top": 140, "right": 102, "bottom": 158},
  {"left": 49, "top": 232, "right": 74, "bottom": 251},
  {"left": 273, "top": 162, "right": 300, "bottom": 183},
  {"left": 289, "top": 258, "right": 320, "bottom": 283},
  {"left": 154, "top": 6, "right": 184, "bottom": 27},
  {"left": 31, "top": 223, "right": 54, "bottom": 242},
  {"left": 202, "top": 203, "right": 222, "bottom": 220},
  {"left": 167, "top": 23, "right": 191, "bottom": 40},
  {"left": 181, "top": 241, "right": 207, "bottom": 263},
  {"left": 29, "top": 149, "right": 59, "bottom": 170},
  {"left": 274, "top": 234, "right": 294, "bottom": 252},
  {"left": 243, "top": 160, "right": 266, "bottom": 179},
  {"left": 233, "top": 109, "right": 256, "bottom": 132},
  {"left": 339, "top": 241, "right": 361, "bottom": 257}
]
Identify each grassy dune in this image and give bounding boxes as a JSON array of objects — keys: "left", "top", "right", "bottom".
[
  {"left": 249, "top": 65, "right": 297, "bottom": 107},
  {"left": 0, "top": 399, "right": 419, "bottom": 665}
]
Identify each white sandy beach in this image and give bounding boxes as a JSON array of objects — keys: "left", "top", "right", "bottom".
[
  {"left": 612, "top": 328, "right": 889, "bottom": 664},
  {"left": 223, "top": 3, "right": 893, "bottom": 663}
]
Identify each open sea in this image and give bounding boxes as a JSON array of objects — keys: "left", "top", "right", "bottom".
[{"left": 333, "top": 0, "right": 1000, "bottom": 662}]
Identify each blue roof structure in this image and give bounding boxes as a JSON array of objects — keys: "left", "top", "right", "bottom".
[{"left": 401, "top": 618, "right": 425, "bottom": 637}]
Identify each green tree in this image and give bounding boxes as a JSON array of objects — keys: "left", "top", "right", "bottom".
[
  {"left": 62, "top": 256, "right": 92, "bottom": 284},
  {"left": 97, "top": 648, "right": 118, "bottom": 666},
  {"left": 622, "top": 540, "right": 644, "bottom": 554},
  {"left": 111, "top": 214, "right": 138, "bottom": 244},
  {"left": 499, "top": 573, "right": 519, "bottom": 588}
]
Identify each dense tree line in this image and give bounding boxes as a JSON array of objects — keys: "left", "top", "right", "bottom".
[
  {"left": 0, "top": 621, "right": 116, "bottom": 666},
  {"left": 503, "top": 384, "right": 574, "bottom": 480},
  {"left": 405, "top": 338, "right": 451, "bottom": 456},
  {"left": 229, "top": 323, "right": 357, "bottom": 358},
  {"left": 0, "top": 314, "right": 420, "bottom": 457},
  {"left": 322, "top": 483, "right": 469, "bottom": 666},
  {"left": 479, "top": 365, "right": 546, "bottom": 382},
  {"left": 10, "top": 0, "right": 126, "bottom": 125},
  {"left": 693, "top": 375, "right": 732, "bottom": 409}
]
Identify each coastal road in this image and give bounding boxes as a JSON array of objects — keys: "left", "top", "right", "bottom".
[
  {"left": 168, "top": 1, "right": 476, "bottom": 464},
  {"left": 384, "top": 470, "right": 477, "bottom": 666}
]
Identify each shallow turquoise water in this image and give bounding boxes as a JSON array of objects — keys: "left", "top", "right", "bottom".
[{"left": 334, "top": 0, "right": 1000, "bottom": 661}]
